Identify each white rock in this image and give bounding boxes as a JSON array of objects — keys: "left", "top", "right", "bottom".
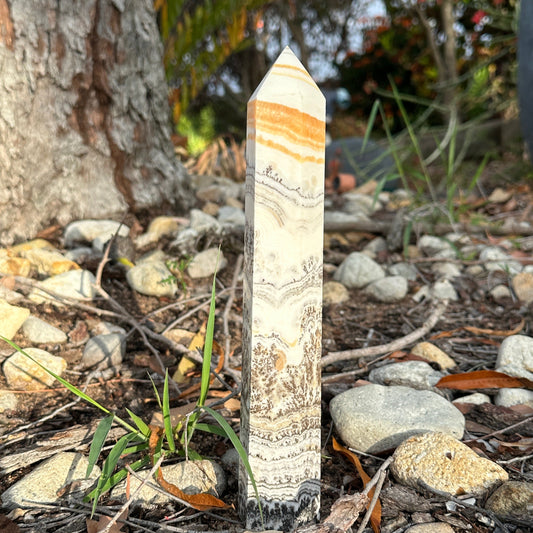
[
  {"left": 22, "top": 316, "right": 67, "bottom": 344},
  {"left": 0, "top": 299, "right": 30, "bottom": 340},
  {"left": 479, "top": 246, "right": 522, "bottom": 275},
  {"left": 364, "top": 275, "right": 408, "bottom": 302},
  {"left": 431, "top": 279, "right": 458, "bottom": 301},
  {"left": 330, "top": 384, "right": 464, "bottom": 453},
  {"left": 126, "top": 261, "right": 177, "bottom": 297},
  {"left": 0, "top": 283, "right": 23, "bottom": 303},
  {"left": 111, "top": 459, "right": 226, "bottom": 507},
  {"left": 29, "top": 270, "right": 96, "bottom": 305},
  {"left": 80, "top": 333, "right": 125, "bottom": 370},
  {"left": 217, "top": 205, "right": 245, "bottom": 227},
  {"left": 495, "top": 388, "right": 533, "bottom": 408},
  {"left": 369, "top": 361, "right": 444, "bottom": 390},
  {"left": 333, "top": 252, "right": 385, "bottom": 289},
  {"left": 3, "top": 347, "right": 67, "bottom": 390},
  {"left": 490, "top": 284, "right": 512, "bottom": 301},
  {"left": 391, "top": 432, "right": 508, "bottom": 496},
  {"left": 362, "top": 236, "right": 387, "bottom": 259},
  {"left": 323, "top": 281, "right": 349, "bottom": 305},
  {"left": 187, "top": 248, "right": 227, "bottom": 279},
  {"left": 431, "top": 262, "right": 462, "bottom": 279},
  {"left": 1, "top": 452, "right": 100, "bottom": 508},
  {"left": 188, "top": 209, "right": 222, "bottom": 234},
  {"left": 496, "top": 335, "right": 533, "bottom": 380},
  {"left": 323, "top": 210, "right": 372, "bottom": 227},
  {"left": 388, "top": 262, "right": 418, "bottom": 281},
  {"left": 64, "top": 220, "right": 129, "bottom": 247},
  {"left": 343, "top": 192, "right": 381, "bottom": 216},
  {"left": 0, "top": 390, "right": 17, "bottom": 413},
  {"left": 418, "top": 236, "right": 456, "bottom": 258},
  {"left": 465, "top": 264, "right": 485, "bottom": 277},
  {"left": 453, "top": 392, "right": 491, "bottom": 405}
]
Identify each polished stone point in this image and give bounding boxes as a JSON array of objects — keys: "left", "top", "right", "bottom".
[{"left": 239, "top": 46, "right": 325, "bottom": 531}]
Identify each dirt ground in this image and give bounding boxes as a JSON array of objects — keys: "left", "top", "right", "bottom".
[{"left": 1, "top": 163, "right": 533, "bottom": 532}]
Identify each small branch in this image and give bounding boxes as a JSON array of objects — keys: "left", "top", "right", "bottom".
[
  {"left": 321, "top": 300, "right": 448, "bottom": 368},
  {"left": 223, "top": 254, "right": 243, "bottom": 363}
]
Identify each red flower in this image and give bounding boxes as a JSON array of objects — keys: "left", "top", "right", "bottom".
[{"left": 472, "top": 10, "right": 486, "bottom": 25}]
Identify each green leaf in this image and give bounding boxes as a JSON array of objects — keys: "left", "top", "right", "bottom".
[
  {"left": 126, "top": 408, "right": 150, "bottom": 437},
  {"left": 163, "top": 370, "right": 176, "bottom": 453},
  {"left": 202, "top": 405, "right": 263, "bottom": 526},
  {"left": 91, "top": 432, "right": 138, "bottom": 516},
  {"left": 195, "top": 422, "right": 228, "bottom": 437},
  {"left": 87, "top": 415, "right": 114, "bottom": 478}
]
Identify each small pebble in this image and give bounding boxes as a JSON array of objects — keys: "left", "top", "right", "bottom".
[
  {"left": 333, "top": 252, "right": 385, "bottom": 289},
  {"left": 405, "top": 524, "right": 454, "bottom": 533},
  {"left": 495, "top": 388, "right": 533, "bottom": 408},
  {"left": 369, "top": 361, "right": 444, "bottom": 390},
  {"left": 411, "top": 342, "right": 456, "bottom": 370},
  {"left": 485, "top": 481, "right": 533, "bottom": 519},
  {"left": 0, "top": 299, "right": 30, "bottom": 340},
  {"left": 187, "top": 248, "right": 227, "bottom": 279},
  {"left": 323, "top": 281, "right": 350, "bottom": 305},
  {"left": 364, "top": 275, "right": 408, "bottom": 302},
  {"left": 452, "top": 392, "right": 491, "bottom": 406},
  {"left": 512, "top": 272, "right": 533, "bottom": 303},
  {"left": 29, "top": 270, "right": 96, "bottom": 304},
  {"left": 64, "top": 220, "right": 129, "bottom": 247},
  {"left": 126, "top": 261, "right": 177, "bottom": 297},
  {"left": 496, "top": 334, "right": 533, "bottom": 380},
  {"left": 388, "top": 262, "right": 418, "bottom": 281},
  {"left": 479, "top": 246, "right": 522, "bottom": 275},
  {"left": 80, "top": 333, "right": 125, "bottom": 370},
  {"left": 22, "top": 316, "right": 67, "bottom": 344}
]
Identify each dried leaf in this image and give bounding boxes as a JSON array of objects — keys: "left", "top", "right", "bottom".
[
  {"left": 86, "top": 508, "right": 127, "bottom": 533},
  {"left": 332, "top": 438, "right": 381, "bottom": 533},
  {"left": 156, "top": 467, "right": 231, "bottom": 511},
  {"left": 150, "top": 403, "right": 195, "bottom": 427},
  {"left": 436, "top": 370, "right": 533, "bottom": 390},
  {"left": 463, "top": 319, "right": 525, "bottom": 337},
  {"left": 173, "top": 323, "right": 206, "bottom": 384}
]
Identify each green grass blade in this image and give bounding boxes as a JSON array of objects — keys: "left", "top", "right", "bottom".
[
  {"left": 362, "top": 99, "right": 381, "bottom": 151},
  {"left": 0, "top": 336, "right": 138, "bottom": 435},
  {"left": 87, "top": 414, "right": 114, "bottom": 477},
  {"left": 198, "top": 250, "right": 219, "bottom": 409},
  {"left": 202, "top": 405, "right": 263, "bottom": 526},
  {"left": 194, "top": 422, "right": 229, "bottom": 437},
  {"left": 91, "top": 432, "right": 138, "bottom": 516},
  {"left": 163, "top": 370, "right": 176, "bottom": 453},
  {"left": 86, "top": 455, "right": 151, "bottom": 502},
  {"left": 125, "top": 408, "right": 151, "bottom": 437},
  {"left": 149, "top": 374, "right": 163, "bottom": 410}
]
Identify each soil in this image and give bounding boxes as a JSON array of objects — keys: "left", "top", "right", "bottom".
[{"left": 1, "top": 169, "right": 533, "bottom": 533}]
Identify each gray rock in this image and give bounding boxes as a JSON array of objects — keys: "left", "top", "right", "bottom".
[
  {"left": 323, "top": 210, "right": 371, "bottom": 227},
  {"left": 490, "top": 284, "right": 512, "bottom": 301},
  {"left": 333, "top": 252, "right": 385, "bottom": 289},
  {"left": 126, "top": 260, "right": 177, "bottom": 297},
  {"left": 342, "top": 192, "right": 382, "bottom": 217},
  {"left": 323, "top": 281, "right": 349, "bottom": 305},
  {"left": 217, "top": 205, "right": 245, "bottom": 228},
  {"left": 0, "top": 284, "right": 24, "bottom": 303},
  {"left": 330, "top": 384, "right": 464, "bottom": 453},
  {"left": 80, "top": 333, "right": 125, "bottom": 370},
  {"left": 364, "top": 275, "right": 408, "bottom": 302},
  {"left": 111, "top": 459, "right": 226, "bottom": 507},
  {"left": 1, "top": 452, "right": 100, "bottom": 508},
  {"left": 479, "top": 246, "right": 522, "bottom": 274},
  {"left": 29, "top": 270, "right": 96, "bottom": 304},
  {"left": 3, "top": 348, "right": 67, "bottom": 390},
  {"left": 496, "top": 334, "right": 533, "bottom": 380},
  {"left": 391, "top": 432, "right": 508, "bottom": 496},
  {"left": 485, "top": 481, "right": 533, "bottom": 519},
  {"left": 431, "top": 279, "right": 458, "bottom": 301},
  {"left": 187, "top": 248, "right": 227, "bottom": 279},
  {"left": 431, "top": 262, "right": 462, "bottom": 279},
  {"left": 362, "top": 236, "right": 387, "bottom": 258},
  {"left": 388, "top": 262, "right": 418, "bottom": 281},
  {"left": 22, "top": 316, "right": 67, "bottom": 344},
  {"left": 189, "top": 209, "right": 222, "bottom": 234},
  {"left": 418, "top": 236, "right": 456, "bottom": 259},
  {"left": 495, "top": 388, "right": 533, "bottom": 408},
  {"left": 0, "top": 299, "right": 30, "bottom": 340},
  {"left": 369, "top": 361, "right": 444, "bottom": 390},
  {"left": 64, "top": 220, "right": 129, "bottom": 247}
]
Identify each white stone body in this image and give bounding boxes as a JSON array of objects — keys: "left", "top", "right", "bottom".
[{"left": 239, "top": 47, "right": 325, "bottom": 531}]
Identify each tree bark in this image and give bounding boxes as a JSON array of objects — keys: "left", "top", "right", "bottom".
[{"left": 0, "top": 0, "right": 193, "bottom": 246}]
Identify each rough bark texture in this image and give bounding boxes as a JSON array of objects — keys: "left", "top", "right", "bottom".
[{"left": 0, "top": 0, "right": 193, "bottom": 246}]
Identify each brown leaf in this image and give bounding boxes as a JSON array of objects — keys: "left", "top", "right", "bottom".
[
  {"left": 436, "top": 370, "right": 533, "bottom": 390},
  {"left": 86, "top": 508, "right": 128, "bottom": 533},
  {"left": 463, "top": 318, "right": 525, "bottom": 337},
  {"left": 156, "top": 467, "right": 231, "bottom": 511},
  {"left": 332, "top": 437, "right": 381, "bottom": 533},
  {"left": 0, "top": 515, "right": 20, "bottom": 533}
]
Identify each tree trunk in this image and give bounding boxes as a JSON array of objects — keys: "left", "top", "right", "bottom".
[{"left": 0, "top": 0, "right": 193, "bottom": 246}]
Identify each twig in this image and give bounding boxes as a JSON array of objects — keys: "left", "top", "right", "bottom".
[
  {"left": 223, "top": 253, "right": 243, "bottom": 362},
  {"left": 463, "top": 416, "right": 533, "bottom": 443},
  {"left": 321, "top": 300, "right": 448, "bottom": 367},
  {"left": 101, "top": 453, "right": 165, "bottom": 533}
]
